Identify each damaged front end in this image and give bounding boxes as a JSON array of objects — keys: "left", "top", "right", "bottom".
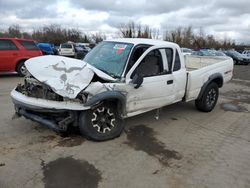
[
  {"left": 16, "top": 75, "right": 64, "bottom": 101},
  {"left": 11, "top": 55, "right": 116, "bottom": 132},
  {"left": 12, "top": 75, "right": 85, "bottom": 132},
  {"left": 16, "top": 74, "right": 88, "bottom": 103}
]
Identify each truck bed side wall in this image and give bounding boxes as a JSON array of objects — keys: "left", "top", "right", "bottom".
[{"left": 185, "top": 57, "right": 234, "bottom": 102}]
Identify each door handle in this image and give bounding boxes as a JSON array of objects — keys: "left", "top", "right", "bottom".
[
  {"left": 167, "top": 80, "right": 173, "bottom": 85},
  {"left": 12, "top": 53, "right": 18, "bottom": 55}
]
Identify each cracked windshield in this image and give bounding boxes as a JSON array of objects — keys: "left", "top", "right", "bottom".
[{"left": 84, "top": 41, "right": 133, "bottom": 78}]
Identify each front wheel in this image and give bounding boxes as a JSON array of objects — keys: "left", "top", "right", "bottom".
[
  {"left": 195, "top": 82, "right": 219, "bottom": 112},
  {"left": 79, "top": 103, "right": 124, "bottom": 141}
]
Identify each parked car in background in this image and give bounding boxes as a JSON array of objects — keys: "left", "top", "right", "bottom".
[
  {"left": 209, "top": 50, "right": 227, "bottom": 57},
  {"left": 0, "top": 38, "right": 42, "bottom": 76},
  {"left": 242, "top": 50, "right": 250, "bottom": 57},
  {"left": 181, "top": 48, "right": 193, "bottom": 55},
  {"left": 53, "top": 45, "right": 60, "bottom": 55},
  {"left": 224, "top": 50, "right": 250, "bottom": 65},
  {"left": 59, "top": 43, "right": 89, "bottom": 59},
  {"left": 75, "top": 46, "right": 88, "bottom": 59},
  {"left": 58, "top": 43, "right": 75, "bottom": 57},
  {"left": 36, "top": 43, "right": 54, "bottom": 55},
  {"left": 192, "top": 49, "right": 214, "bottom": 56},
  {"left": 75, "top": 43, "right": 91, "bottom": 52},
  {"left": 192, "top": 49, "right": 227, "bottom": 57}
]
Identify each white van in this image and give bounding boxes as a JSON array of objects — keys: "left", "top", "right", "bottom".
[{"left": 58, "top": 43, "right": 75, "bottom": 57}]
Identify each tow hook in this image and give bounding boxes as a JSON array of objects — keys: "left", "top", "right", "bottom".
[{"left": 58, "top": 112, "right": 75, "bottom": 131}]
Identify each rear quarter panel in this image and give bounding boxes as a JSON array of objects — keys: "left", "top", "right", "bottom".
[{"left": 185, "top": 57, "right": 234, "bottom": 101}]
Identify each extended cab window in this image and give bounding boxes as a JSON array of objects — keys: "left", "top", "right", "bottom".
[
  {"left": 133, "top": 49, "right": 163, "bottom": 77},
  {"left": 0, "top": 40, "right": 17, "bottom": 50},
  {"left": 173, "top": 50, "right": 181, "bottom": 71},
  {"left": 19, "top": 40, "right": 39, "bottom": 50}
]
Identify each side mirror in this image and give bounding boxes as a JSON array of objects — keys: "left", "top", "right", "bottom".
[{"left": 131, "top": 74, "right": 143, "bottom": 89}]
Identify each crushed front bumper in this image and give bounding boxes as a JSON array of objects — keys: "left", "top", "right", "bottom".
[{"left": 11, "top": 89, "right": 90, "bottom": 132}]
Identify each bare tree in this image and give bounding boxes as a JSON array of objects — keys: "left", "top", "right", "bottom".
[
  {"left": 164, "top": 26, "right": 236, "bottom": 49},
  {"left": 119, "top": 21, "right": 152, "bottom": 38},
  {"left": 91, "top": 33, "right": 106, "bottom": 44},
  {"left": 8, "top": 24, "right": 22, "bottom": 38},
  {"left": 0, "top": 23, "right": 239, "bottom": 49}
]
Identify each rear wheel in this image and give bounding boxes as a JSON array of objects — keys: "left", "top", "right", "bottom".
[
  {"left": 16, "top": 61, "right": 27, "bottom": 77},
  {"left": 195, "top": 82, "right": 219, "bottom": 112},
  {"left": 79, "top": 103, "right": 124, "bottom": 141}
]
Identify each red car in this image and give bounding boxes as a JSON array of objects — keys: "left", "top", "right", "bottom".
[{"left": 0, "top": 38, "right": 42, "bottom": 76}]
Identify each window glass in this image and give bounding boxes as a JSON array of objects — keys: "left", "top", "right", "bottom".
[
  {"left": 61, "top": 44, "right": 73, "bottom": 48},
  {"left": 133, "top": 49, "right": 164, "bottom": 77},
  {"left": 173, "top": 50, "right": 181, "bottom": 71},
  {"left": 19, "top": 40, "right": 39, "bottom": 50},
  {"left": 126, "top": 45, "right": 151, "bottom": 74},
  {"left": 131, "top": 46, "right": 150, "bottom": 63},
  {"left": 84, "top": 41, "right": 133, "bottom": 78},
  {"left": 165, "top": 48, "right": 173, "bottom": 71},
  {"left": 0, "top": 40, "right": 17, "bottom": 50}
]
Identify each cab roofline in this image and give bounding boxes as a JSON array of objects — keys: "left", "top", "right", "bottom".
[{"left": 105, "top": 38, "right": 179, "bottom": 48}]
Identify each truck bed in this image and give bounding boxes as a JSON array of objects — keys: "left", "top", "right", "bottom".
[
  {"left": 184, "top": 56, "right": 234, "bottom": 101},
  {"left": 185, "top": 56, "right": 229, "bottom": 71}
]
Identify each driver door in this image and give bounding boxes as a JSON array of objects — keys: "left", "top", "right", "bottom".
[{"left": 125, "top": 47, "right": 176, "bottom": 116}]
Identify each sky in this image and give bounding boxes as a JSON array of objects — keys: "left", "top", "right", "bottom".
[{"left": 0, "top": 0, "right": 250, "bottom": 43}]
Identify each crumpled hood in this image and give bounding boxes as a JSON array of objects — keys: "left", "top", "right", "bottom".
[{"left": 25, "top": 55, "right": 115, "bottom": 99}]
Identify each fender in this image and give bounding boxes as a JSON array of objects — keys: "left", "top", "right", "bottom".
[
  {"left": 197, "top": 73, "right": 223, "bottom": 100},
  {"left": 84, "top": 91, "right": 127, "bottom": 115}
]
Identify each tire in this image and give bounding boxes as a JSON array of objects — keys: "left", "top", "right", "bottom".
[
  {"left": 79, "top": 103, "right": 124, "bottom": 141},
  {"left": 195, "top": 82, "right": 219, "bottom": 112},
  {"left": 16, "top": 60, "right": 27, "bottom": 77}
]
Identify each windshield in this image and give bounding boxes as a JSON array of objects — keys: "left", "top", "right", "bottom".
[
  {"left": 84, "top": 41, "right": 133, "bottom": 78},
  {"left": 61, "top": 44, "right": 72, "bottom": 48}
]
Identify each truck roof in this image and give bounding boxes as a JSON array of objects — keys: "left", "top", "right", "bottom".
[{"left": 105, "top": 38, "right": 179, "bottom": 48}]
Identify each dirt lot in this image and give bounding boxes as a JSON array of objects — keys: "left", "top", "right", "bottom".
[{"left": 0, "top": 65, "right": 250, "bottom": 188}]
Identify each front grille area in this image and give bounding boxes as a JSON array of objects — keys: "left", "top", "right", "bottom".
[{"left": 16, "top": 77, "right": 63, "bottom": 101}]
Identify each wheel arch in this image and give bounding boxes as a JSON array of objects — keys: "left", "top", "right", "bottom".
[
  {"left": 84, "top": 91, "right": 126, "bottom": 117},
  {"left": 15, "top": 59, "right": 27, "bottom": 72},
  {"left": 197, "top": 73, "right": 223, "bottom": 100}
]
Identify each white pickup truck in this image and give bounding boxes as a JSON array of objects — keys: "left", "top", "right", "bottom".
[{"left": 11, "top": 38, "right": 233, "bottom": 141}]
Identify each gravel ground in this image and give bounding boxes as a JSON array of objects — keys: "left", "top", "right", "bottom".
[{"left": 233, "top": 64, "right": 250, "bottom": 81}]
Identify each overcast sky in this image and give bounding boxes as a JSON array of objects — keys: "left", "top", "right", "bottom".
[{"left": 0, "top": 0, "right": 250, "bottom": 43}]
